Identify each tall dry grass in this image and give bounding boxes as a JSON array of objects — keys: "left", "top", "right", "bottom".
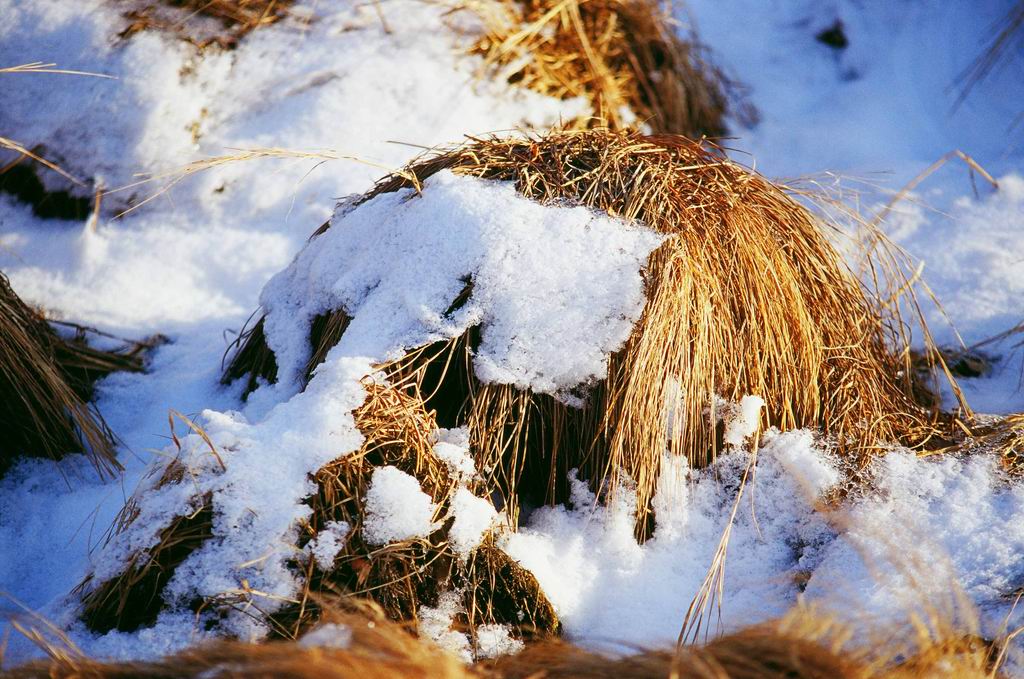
[{"left": 226, "top": 128, "right": 951, "bottom": 536}]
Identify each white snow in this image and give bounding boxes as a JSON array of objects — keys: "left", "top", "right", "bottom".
[
  {"left": 474, "top": 624, "right": 524, "bottom": 659},
  {"left": 417, "top": 591, "right": 474, "bottom": 663},
  {"left": 448, "top": 488, "right": 501, "bottom": 557},
  {"left": 433, "top": 428, "right": 478, "bottom": 480},
  {"left": 258, "top": 170, "right": 664, "bottom": 399},
  {"left": 504, "top": 428, "right": 1024, "bottom": 651},
  {"left": 722, "top": 395, "right": 766, "bottom": 448},
  {"left": 417, "top": 590, "right": 521, "bottom": 661},
  {"left": 305, "top": 520, "right": 351, "bottom": 571},
  {"left": 0, "top": 0, "right": 1022, "bottom": 670},
  {"left": 363, "top": 467, "right": 439, "bottom": 546}
]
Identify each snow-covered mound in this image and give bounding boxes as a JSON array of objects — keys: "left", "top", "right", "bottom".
[{"left": 68, "top": 170, "right": 662, "bottom": 652}]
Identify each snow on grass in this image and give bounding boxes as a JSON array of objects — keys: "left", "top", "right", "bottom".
[
  {"left": 0, "top": 0, "right": 589, "bottom": 653},
  {"left": 363, "top": 466, "right": 439, "bottom": 546},
  {"left": 259, "top": 170, "right": 664, "bottom": 398},
  {"left": 448, "top": 487, "right": 501, "bottom": 557},
  {"left": 305, "top": 520, "right": 351, "bottom": 571},
  {"left": 56, "top": 170, "right": 661, "bottom": 652},
  {"left": 1, "top": 0, "right": 1023, "bottom": 668},
  {"left": 417, "top": 591, "right": 475, "bottom": 662},
  {"left": 722, "top": 394, "right": 765, "bottom": 447},
  {"left": 433, "top": 428, "right": 478, "bottom": 479},
  {"left": 504, "top": 426, "right": 1024, "bottom": 651}
]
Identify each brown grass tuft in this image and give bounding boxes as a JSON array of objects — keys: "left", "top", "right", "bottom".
[
  {"left": 272, "top": 380, "right": 559, "bottom": 641},
  {"left": 462, "top": 0, "right": 745, "bottom": 134},
  {"left": 7, "top": 601, "right": 1011, "bottom": 678},
  {"left": 119, "top": 0, "right": 293, "bottom": 48},
  {"left": 225, "top": 128, "right": 949, "bottom": 536},
  {"left": 0, "top": 272, "right": 154, "bottom": 478},
  {"left": 79, "top": 381, "right": 558, "bottom": 642}
]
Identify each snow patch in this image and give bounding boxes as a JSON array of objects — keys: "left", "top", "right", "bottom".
[
  {"left": 449, "top": 488, "right": 501, "bottom": 557},
  {"left": 305, "top": 520, "right": 351, "bottom": 571},
  {"left": 258, "top": 171, "right": 665, "bottom": 399},
  {"left": 363, "top": 466, "right": 439, "bottom": 546}
]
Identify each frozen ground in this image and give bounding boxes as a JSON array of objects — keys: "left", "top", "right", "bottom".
[{"left": 1, "top": 0, "right": 1022, "bottom": 668}]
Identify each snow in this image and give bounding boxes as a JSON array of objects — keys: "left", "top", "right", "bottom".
[
  {"left": 722, "top": 395, "right": 766, "bottom": 448},
  {"left": 504, "top": 428, "right": 1024, "bottom": 650},
  {"left": 433, "top": 428, "right": 478, "bottom": 479},
  {"left": 1, "top": 0, "right": 1023, "bottom": 670},
  {"left": 417, "top": 591, "right": 474, "bottom": 662},
  {"left": 305, "top": 520, "right": 351, "bottom": 571},
  {"left": 363, "top": 467, "right": 439, "bottom": 546},
  {"left": 880, "top": 176, "right": 1024, "bottom": 413},
  {"left": 258, "top": 170, "right": 664, "bottom": 399},
  {"left": 417, "top": 591, "right": 521, "bottom": 661},
  {"left": 474, "top": 625, "right": 524, "bottom": 659},
  {"left": 448, "top": 488, "right": 501, "bottom": 557}
]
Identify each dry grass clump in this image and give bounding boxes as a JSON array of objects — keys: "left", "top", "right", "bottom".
[
  {"left": 490, "top": 608, "right": 1007, "bottom": 679},
  {"left": 78, "top": 380, "right": 558, "bottom": 643},
  {"left": 0, "top": 272, "right": 155, "bottom": 478},
  {"left": 76, "top": 420, "right": 220, "bottom": 633},
  {"left": 225, "top": 128, "right": 946, "bottom": 536},
  {"left": 119, "top": 0, "right": 293, "bottom": 48},
  {"left": 6, "top": 601, "right": 1011, "bottom": 678},
  {"left": 464, "top": 0, "right": 740, "bottom": 135},
  {"left": 7, "top": 601, "right": 470, "bottom": 679},
  {"left": 272, "top": 379, "right": 559, "bottom": 641}
]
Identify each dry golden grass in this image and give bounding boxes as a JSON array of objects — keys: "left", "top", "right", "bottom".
[
  {"left": 267, "top": 379, "right": 559, "bottom": 640},
  {"left": 7, "top": 601, "right": 469, "bottom": 679},
  {"left": 119, "top": 0, "right": 293, "bottom": 48},
  {"left": 0, "top": 273, "right": 155, "bottom": 478},
  {"left": 6, "top": 600, "right": 1013, "bottom": 678},
  {"left": 78, "top": 382, "right": 558, "bottom": 642},
  {"left": 462, "top": 0, "right": 740, "bottom": 135},
  {"left": 226, "top": 128, "right": 950, "bottom": 537}
]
